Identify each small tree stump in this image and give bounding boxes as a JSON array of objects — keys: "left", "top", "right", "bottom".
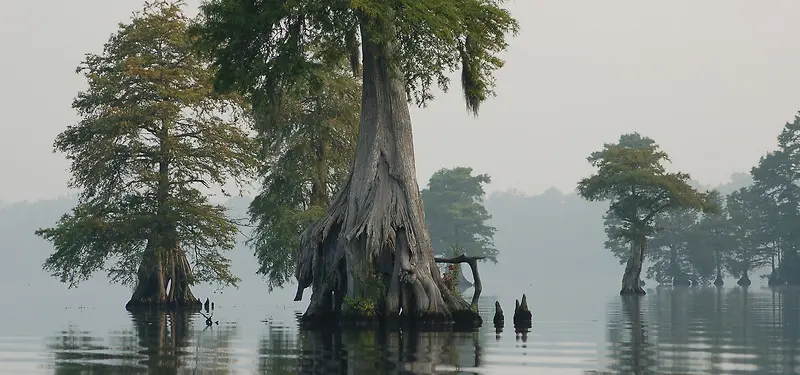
[
  {"left": 493, "top": 301, "right": 504, "bottom": 328},
  {"left": 513, "top": 294, "right": 532, "bottom": 329}
]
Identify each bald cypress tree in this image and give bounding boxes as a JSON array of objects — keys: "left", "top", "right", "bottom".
[
  {"left": 36, "top": 1, "right": 258, "bottom": 309},
  {"left": 193, "top": 0, "right": 518, "bottom": 324}
]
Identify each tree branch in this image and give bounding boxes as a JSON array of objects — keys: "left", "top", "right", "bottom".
[
  {"left": 643, "top": 203, "right": 672, "bottom": 224},
  {"left": 174, "top": 128, "right": 203, "bottom": 139},
  {"left": 435, "top": 254, "right": 485, "bottom": 307},
  {"left": 170, "top": 179, "right": 210, "bottom": 188}
]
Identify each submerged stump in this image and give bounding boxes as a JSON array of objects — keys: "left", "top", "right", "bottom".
[
  {"left": 513, "top": 294, "right": 532, "bottom": 330},
  {"left": 493, "top": 301, "right": 504, "bottom": 328}
]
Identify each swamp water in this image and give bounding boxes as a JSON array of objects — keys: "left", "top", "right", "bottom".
[{"left": 0, "top": 285, "right": 799, "bottom": 374}]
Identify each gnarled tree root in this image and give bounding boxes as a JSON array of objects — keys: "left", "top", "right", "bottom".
[{"left": 292, "top": 171, "right": 481, "bottom": 330}]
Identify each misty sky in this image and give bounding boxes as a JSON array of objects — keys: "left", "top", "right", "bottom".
[{"left": 2, "top": 1, "right": 800, "bottom": 203}]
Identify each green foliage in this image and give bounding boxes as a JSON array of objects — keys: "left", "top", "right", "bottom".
[
  {"left": 645, "top": 209, "right": 701, "bottom": 283},
  {"left": 421, "top": 167, "right": 498, "bottom": 262},
  {"left": 246, "top": 63, "right": 360, "bottom": 291},
  {"left": 689, "top": 207, "right": 729, "bottom": 281},
  {"left": 35, "top": 1, "right": 258, "bottom": 288},
  {"left": 342, "top": 274, "right": 386, "bottom": 317},
  {"left": 745, "top": 113, "right": 800, "bottom": 283},
  {"left": 342, "top": 296, "right": 377, "bottom": 317},
  {"left": 441, "top": 261, "right": 461, "bottom": 294},
  {"left": 578, "top": 133, "right": 717, "bottom": 244},
  {"left": 191, "top": 0, "right": 519, "bottom": 116}
]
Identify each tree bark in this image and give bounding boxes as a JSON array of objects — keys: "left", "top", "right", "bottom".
[
  {"left": 620, "top": 239, "right": 647, "bottom": 295},
  {"left": 435, "top": 254, "right": 484, "bottom": 308},
  {"left": 311, "top": 137, "right": 329, "bottom": 207},
  {"left": 126, "top": 238, "right": 201, "bottom": 310},
  {"left": 125, "top": 115, "right": 201, "bottom": 311},
  {"left": 292, "top": 18, "right": 480, "bottom": 327}
]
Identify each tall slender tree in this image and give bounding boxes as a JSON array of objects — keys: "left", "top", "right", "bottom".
[
  {"left": 193, "top": 0, "right": 518, "bottom": 323},
  {"left": 724, "top": 187, "right": 770, "bottom": 285},
  {"left": 36, "top": 1, "right": 258, "bottom": 309}
]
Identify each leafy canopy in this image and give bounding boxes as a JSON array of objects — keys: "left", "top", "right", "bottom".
[
  {"left": 247, "top": 63, "right": 360, "bottom": 291},
  {"left": 577, "top": 133, "right": 717, "bottom": 241},
  {"left": 35, "top": 0, "right": 258, "bottom": 288},
  {"left": 644, "top": 209, "right": 702, "bottom": 283},
  {"left": 722, "top": 187, "right": 771, "bottom": 275},
  {"left": 421, "top": 167, "right": 498, "bottom": 262},
  {"left": 751, "top": 113, "right": 800, "bottom": 246},
  {"left": 191, "top": 0, "right": 519, "bottom": 115},
  {"left": 746, "top": 112, "right": 800, "bottom": 282}
]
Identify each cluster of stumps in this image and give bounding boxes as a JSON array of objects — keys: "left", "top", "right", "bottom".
[{"left": 492, "top": 294, "right": 533, "bottom": 337}]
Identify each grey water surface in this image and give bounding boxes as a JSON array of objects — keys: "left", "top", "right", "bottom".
[{"left": 0, "top": 284, "right": 798, "bottom": 374}]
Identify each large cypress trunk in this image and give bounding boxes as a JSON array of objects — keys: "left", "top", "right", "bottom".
[
  {"left": 126, "top": 237, "right": 201, "bottom": 310},
  {"left": 620, "top": 238, "right": 647, "bottom": 295},
  {"left": 293, "top": 18, "right": 481, "bottom": 326}
]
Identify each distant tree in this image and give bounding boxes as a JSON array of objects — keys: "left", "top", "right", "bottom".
[
  {"left": 750, "top": 114, "right": 800, "bottom": 285},
  {"left": 723, "top": 187, "right": 771, "bottom": 285},
  {"left": 421, "top": 167, "right": 498, "bottom": 262},
  {"left": 247, "top": 63, "right": 360, "bottom": 292},
  {"left": 577, "top": 133, "right": 717, "bottom": 295},
  {"left": 194, "top": 0, "right": 518, "bottom": 323},
  {"left": 691, "top": 197, "right": 730, "bottom": 285},
  {"left": 646, "top": 209, "right": 700, "bottom": 285},
  {"left": 35, "top": 1, "right": 258, "bottom": 309}
]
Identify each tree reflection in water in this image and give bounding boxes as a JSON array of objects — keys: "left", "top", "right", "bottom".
[
  {"left": 257, "top": 322, "right": 484, "bottom": 375},
  {"left": 47, "top": 309, "right": 236, "bottom": 374},
  {"left": 598, "top": 287, "right": 800, "bottom": 375}
]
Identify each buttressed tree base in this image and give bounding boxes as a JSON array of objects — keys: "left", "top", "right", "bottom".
[{"left": 125, "top": 242, "right": 202, "bottom": 311}]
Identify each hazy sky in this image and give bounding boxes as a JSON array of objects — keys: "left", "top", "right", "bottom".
[{"left": 2, "top": 1, "right": 800, "bottom": 203}]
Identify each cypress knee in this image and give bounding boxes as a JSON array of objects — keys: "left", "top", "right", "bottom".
[
  {"left": 493, "top": 301, "right": 504, "bottom": 328},
  {"left": 513, "top": 294, "right": 532, "bottom": 329}
]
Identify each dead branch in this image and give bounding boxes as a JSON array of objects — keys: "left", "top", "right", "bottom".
[{"left": 434, "top": 255, "right": 485, "bottom": 307}]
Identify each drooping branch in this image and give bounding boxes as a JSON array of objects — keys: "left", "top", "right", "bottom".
[{"left": 435, "top": 254, "right": 485, "bottom": 307}]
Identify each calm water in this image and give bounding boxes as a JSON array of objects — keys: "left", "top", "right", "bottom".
[{"left": 2, "top": 287, "right": 800, "bottom": 374}]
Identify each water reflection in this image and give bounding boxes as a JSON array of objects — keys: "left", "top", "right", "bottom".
[
  {"left": 37, "top": 289, "right": 800, "bottom": 374},
  {"left": 46, "top": 310, "right": 236, "bottom": 374},
  {"left": 258, "top": 324, "right": 484, "bottom": 374},
  {"left": 602, "top": 287, "right": 800, "bottom": 374}
]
